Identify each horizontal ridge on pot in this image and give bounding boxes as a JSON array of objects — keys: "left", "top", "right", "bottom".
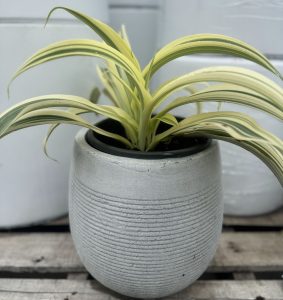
[{"left": 69, "top": 128, "right": 223, "bottom": 299}]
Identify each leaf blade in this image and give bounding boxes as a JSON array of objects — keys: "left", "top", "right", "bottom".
[
  {"left": 150, "top": 111, "right": 283, "bottom": 185},
  {"left": 45, "top": 6, "right": 140, "bottom": 69},
  {"left": 143, "top": 34, "right": 283, "bottom": 81}
]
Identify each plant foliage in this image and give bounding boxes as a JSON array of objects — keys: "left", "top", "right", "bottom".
[{"left": 1, "top": 7, "right": 283, "bottom": 185}]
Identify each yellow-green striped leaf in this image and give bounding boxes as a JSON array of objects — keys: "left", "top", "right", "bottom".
[{"left": 143, "top": 34, "right": 283, "bottom": 81}]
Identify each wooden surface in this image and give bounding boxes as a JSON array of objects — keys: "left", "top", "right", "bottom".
[
  {"left": 0, "top": 210, "right": 283, "bottom": 300},
  {"left": 224, "top": 208, "right": 283, "bottom": 227},
  {"left": 0, "top": 280, "right": 282, "bottom": 300}
]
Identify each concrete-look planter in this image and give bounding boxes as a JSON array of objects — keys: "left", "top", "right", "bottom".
[{"left": 69, "top": 127, "right": 223, "bottom": 299}]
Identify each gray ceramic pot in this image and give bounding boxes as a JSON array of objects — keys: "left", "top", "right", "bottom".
[{"left": 69, "top": 127, "right": 223, "bottom": 299}]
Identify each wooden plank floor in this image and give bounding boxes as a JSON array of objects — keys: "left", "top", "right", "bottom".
[
  {"left": 0, "top": 279, "right": 282, "bottom": 300},
  {"left": 0, "top": 211, "right": 282, "bottom": 300}
]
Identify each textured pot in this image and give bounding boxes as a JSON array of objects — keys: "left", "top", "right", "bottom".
[{"left": 69, "top": 128, "right": 223, "bottom": 298}]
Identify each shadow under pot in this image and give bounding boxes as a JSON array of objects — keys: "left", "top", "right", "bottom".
[{"left": 68, "top": 118, "right": 223, "bottom": 299}]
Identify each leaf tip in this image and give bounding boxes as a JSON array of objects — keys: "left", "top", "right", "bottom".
[
  {"left": 43, "top": 140, "right": 58, "bottom": 162},
  {"left": 44, "top": 6, "right": 65, "bottom": 28}
]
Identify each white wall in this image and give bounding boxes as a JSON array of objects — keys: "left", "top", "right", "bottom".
[
  {"left": 109, "top": 0, "right": 160, "bottom": 67},
  {"left": 0, "top": 0, "right": 108, "bottom": 227},
  {"left": 159, "top": 0, "right": 283, "bottom": 55}
]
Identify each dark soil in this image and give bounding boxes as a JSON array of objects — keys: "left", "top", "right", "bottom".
[{"left": 85, "top": 118, "right": 210, "bottom": 159}]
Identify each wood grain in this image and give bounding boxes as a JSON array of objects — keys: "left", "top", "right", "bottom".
[
  {"left": 211, "top": 231, "right": 283, "bottom": 272},
  {"left": 0, "top": 233, "right": 83, "bottom": 273},
  {"left": 233, "top": 272, "right": 256, "bottom": 280},
  {"left": 0, "top": 232, "right": 282, "bottom": 273},
  {"left": 0, "top": 279, "right": 282, "bottom": 300}
]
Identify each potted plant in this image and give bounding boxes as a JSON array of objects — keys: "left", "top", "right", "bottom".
[{"left": 1, "top": 7, "right": 283, "bottom": 298}]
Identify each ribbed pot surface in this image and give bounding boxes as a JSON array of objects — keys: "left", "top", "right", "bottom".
[{"left": 69, "top": 129, "right": 223, "bottom": 298}]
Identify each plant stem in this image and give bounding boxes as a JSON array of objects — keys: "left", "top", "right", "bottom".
[{"left": 137, "top": 105, "right": 152, "bottom": 151}]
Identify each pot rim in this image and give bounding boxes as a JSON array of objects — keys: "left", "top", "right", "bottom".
[{"left": 84, "top": 119, "right": 211, "bottom": 160}]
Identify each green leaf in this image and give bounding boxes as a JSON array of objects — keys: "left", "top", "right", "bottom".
[
  {"left": 89, "top": 87, "right": 101, "bottom": 104},
  {"left": 0, "top": 94, "right": 138, "bottom": 138},
  {"left": 96, "top": 66, "right": 120, "bottom": 107},
  {"left": 100, "top": 64, "right": 142, "bottom": 112},
  {"left": 185, "top": 84, "right": 203, "bottom": 114},
  {"left": 120, "top": 25, "right": 132, "bottom": 50},
  {"left": 156, "top": 113, "right": 178, "bottom": 126},
  {"left": 143, "top": 33, "right": 283, "bottom": 81},
  {"left": 150, "top": 111, "right": 283, "bottom": 185},
  {"left": 4, "top": 108, "right": 133, "bottom": 148},
  {"left": 43, "top": 108, "right": 87, "bottom": 159},
  {"left": 153, "top": 67, "right": 283, "bottom": 109},
  {"left": 9, "top": 39, "right": 146, "bottom": 101},
  {"left": 154, "top": 84, "right": 283, "bottom": 121},
  {"left": 45, "top": 7, "right": 140, "bottom": 69}
]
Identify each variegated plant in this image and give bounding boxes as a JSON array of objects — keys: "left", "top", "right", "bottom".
[{"left": 1, "top": 7, "right": 283, "bottom": 184}]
